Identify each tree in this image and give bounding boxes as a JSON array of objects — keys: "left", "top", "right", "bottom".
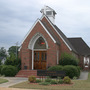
[
  {"left": 8, "top": 46, "right": 19, "bottom": 57},
  {"left": 0, "top": 60, "right": 1, "bottom": 65},
  {"left": 5, "top": 46, "right": 21, "bottom": 71},
  {"left": 59, "top": 52, "right": 79, "bottom": 66},
  {"left": 5, "top": 53, "right": 21, "bottom": 70},
  {"left": 0, "top": 47, "right": 7, "bottom": 57}
]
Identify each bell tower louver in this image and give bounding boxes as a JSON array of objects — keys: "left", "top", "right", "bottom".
[{"left": 40, "top": 6, "right": 56, "bottom": 24}]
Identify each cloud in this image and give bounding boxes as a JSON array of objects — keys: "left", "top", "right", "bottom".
[{"left": 0, "top": 0, "right": 90, "bottom": 50}]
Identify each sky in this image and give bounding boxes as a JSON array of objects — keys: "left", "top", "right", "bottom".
[{"left": 0, "top": 0, "right": 90, "bottom": 50}]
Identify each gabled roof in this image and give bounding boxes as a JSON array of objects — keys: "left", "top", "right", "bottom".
[
  {"left": 68, "top": 38, "right": 90, "bottom": 56},
  {"left": 21, "top": 19, "right": 57, "bottom": 45},
  {"left": 41, "top": 15, "right": 77, "bottom": 53},
  {"left": 41, "top": 21, "right": 60, "bottom": 45},
  {"left": 53, "top": 25, "right": 77, "bottom": 53}
]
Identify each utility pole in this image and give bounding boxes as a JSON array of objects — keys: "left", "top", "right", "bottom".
[{"left": 15, "top": 42, "right": 18, "bottom": 58}]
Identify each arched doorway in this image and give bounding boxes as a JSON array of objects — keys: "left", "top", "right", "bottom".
[
  {"left": 28, "top": 33, "right": 48, "bottom": 70},
  {"left": 34, "top": 37, "right": 47, "bottom": 70}
]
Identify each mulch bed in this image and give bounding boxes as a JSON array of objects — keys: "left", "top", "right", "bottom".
[{"left": 29, "top": 82, "right": 73, "bottom": 86}]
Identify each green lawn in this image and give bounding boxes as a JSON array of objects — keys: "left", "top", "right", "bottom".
[
  {"left": 0, "top": 78, "right": 8, "bottom": 84},
  {"left": 10, "top": 73, "right": 90, "bottom": 90}
]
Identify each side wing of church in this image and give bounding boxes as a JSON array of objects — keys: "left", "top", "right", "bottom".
[{"left": 16, "top": 6, "right": 90, "bottom": 77}]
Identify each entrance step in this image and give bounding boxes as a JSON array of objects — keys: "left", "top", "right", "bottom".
[{"left": 15, "top": 70, "right": 41, "bottom": 78}]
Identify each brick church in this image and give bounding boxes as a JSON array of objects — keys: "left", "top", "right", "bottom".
[{"left": 16, "top": 6, "right": 90, "bottom": 77}]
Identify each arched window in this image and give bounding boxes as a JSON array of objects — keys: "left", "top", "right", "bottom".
[{"left": 34, "top": 37, "right": 46, "bottom": 49}]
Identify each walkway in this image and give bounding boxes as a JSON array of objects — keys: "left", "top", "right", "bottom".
[
  {"left": 78, "top": 71, "right": 89, "bottom": 80},
  {"left": 0, "top": 77, "right": 28, "bottom": 87},
  {"left": 0, "top": 87, "right": 38, "bottom": 90}
]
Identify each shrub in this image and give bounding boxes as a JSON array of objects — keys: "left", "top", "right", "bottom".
[
  {"left": 1, "top": 65, "right": 18, "bottom": 76},
  {"left": 73, "top": 76, "right": 77, "bottom": 80},
  {"left": 48, "top": 66, "right": 63, "bottom": 78},
  {"left": 59, "top": 53, "right": 79, "bottom": 66},
  {"left": 77, "top": 66, "right": 81, "bottom": 77},
  {"left": 63, "top": 65, "right": 79, "bottom": 78},
  {"left": 63, "top": 76, "right": 71, "bottom": 84},
  {"left": 50, "top": 80, "right": 58, "bottom": 84},
  {"left": 58, "top": 79, "right": 64, "bottom": 84},
  {"left": 45, "top": 77, "right": 52, "bottom": 82},
  {"left": 5, "top": 56, "right": 21, "bottom": 71},
  {"left": 28, "top": 76, "right": 36, "bottom": 83},
  {"left": 48, "top": 65, "right": 63, "bottom": 71},
  {"left": 39, "top": 82, "right": 51, "bottom": 85},
  {"left": 36, "top": 79, "right": 42, "bottom": 83}
]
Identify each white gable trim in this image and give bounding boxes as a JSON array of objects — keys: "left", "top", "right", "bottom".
[
  {"left": 39, "top": 20, "right": 56, "bottom": 43},
  {"left": 21, "top": 19, "right": 39, "bottom": 44},
  {"left": 21, "top": 18, "right": 56, "bottom": 46},
  {"left": 28, "top": 33, "right": 48, "bottom": 50},
  {"left": 41, "top": 15, "right": 72, "bottom": 51}
]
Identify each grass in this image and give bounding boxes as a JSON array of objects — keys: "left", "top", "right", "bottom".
[
  {"left": 10, "top": 73, "right": 90, "bottom": 90},
  {"left": 0, "top": 78, "right": 8, "bottom": 84}
]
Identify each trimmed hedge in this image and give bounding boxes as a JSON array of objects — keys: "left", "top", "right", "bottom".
[
  {"left": 1, "top": 65, "right": 18, "bottom": 76},
  {"left": 63, "top": 65, "right": 80, "bottom": 78},
  {"left": 48, "top": 65, "right": 63, "bottom": 71},
  {"left": 77, "top": 66, "right": 81, "bottom": 76},
  {"left": 48, "top": 65, "right": 80, "bottom": 79}
]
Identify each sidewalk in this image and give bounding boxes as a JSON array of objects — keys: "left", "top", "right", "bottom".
[
  {"left": 0, "top": 77, "right": 28, "bottom": 87},
  {"left": 0, "top": 87, "right": 38, "bottom": 90},
  {"left": 78, "top": 71, "right": 89, "bottom": 80}
]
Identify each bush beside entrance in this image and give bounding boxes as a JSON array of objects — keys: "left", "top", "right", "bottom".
[
  {"left": 48, "top": 65, "right": 80, "bottom": 79},
  {"left": 48, "top": 65, "right": 63, "bottom": 71},
  {"left": 0, "top": 65, "right": 18, "bottom": 76},
  {"left": 48, "top": 52, "right": 81, "bottom": 78},
  {"left": 59, "top": 53, "right": 79, "bottom": 66},
  {"left": 63, "top": 65, "right": 80, "bottom": 78}
]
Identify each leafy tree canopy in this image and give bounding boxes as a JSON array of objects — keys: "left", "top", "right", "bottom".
[
  {"left": 0, "top": 47, "right": 7, "bottom": 57},
  {"left": 8, "top": 46, "right": 19, "bottom": 55}
]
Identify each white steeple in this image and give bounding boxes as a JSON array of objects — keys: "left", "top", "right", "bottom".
[{"left": 40, "top": 6, "right": 56, "bottom": 24}]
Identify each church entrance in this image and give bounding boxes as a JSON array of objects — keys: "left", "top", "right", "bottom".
[
  {"left": 34, "top": 51, "right": 47, "bottom": 70},
  {"left": 33, "top": 36, "right": 48, "bottom": 70}
]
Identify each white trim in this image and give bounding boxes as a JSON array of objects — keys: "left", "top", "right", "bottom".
[
  {"left": 32, "top": 50, "right": 34, "bottom": 70},
  {"left": 41, "top": 15, "right": 72, "bottom": 51},
  {"left": 38, "top": 20, "right": 56, "bottom": 43},
  {"left": 84, "top": 56, "right": 89, "bottom": 67},
  {"left": 28, "top": 33, "right": 48, "bottom": 50},
  {"left": 29, "top": 33, "right": 48, "bottom": 70},
  {"left": 57, "top": 51, "right": 59, "bottom": 64},
  {"left": 21, "top": 19, "right": 56, "bottom": 46},
  {"left": 34, "top": 49, "right": 47, "bottom": 51},
  {"left": 18, "top": 46, "right": 22, "bottom": 51},
  {"left": 21, "top": 18, "right": 39, "bottom": 45}
]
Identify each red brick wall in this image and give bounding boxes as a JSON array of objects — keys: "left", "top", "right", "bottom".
[
  {"left": 78, "top": 55, "right": 84, "bottom": 69},
  {"left": 41, "top": 17, "right": 72, "bottom": 57},
  {"left": 20, "top": 21, "right": 60, "bottom": 70},
  {"left": 19, "top": 16, "right": 89, "bottom": 71}
]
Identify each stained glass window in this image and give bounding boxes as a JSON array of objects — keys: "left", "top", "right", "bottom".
[{"left": 34, "top": 37, "right": 46, "bottom": 49}]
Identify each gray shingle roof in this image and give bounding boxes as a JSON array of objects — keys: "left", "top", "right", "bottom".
[
  {"left": 53, "top": 25, "right": 77, "bottom": 53},
  {"left": 68, "top": 38, "right": 90, "bottom": 55},
  {"left": 41, "top": 20, "right": 60, "bottom": 45},
  {"left": 41, "top": 15, "right": 90, "bottom": 55},
  {"left": 41, "top": 15, "right": 77, "bottom": 53}
]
